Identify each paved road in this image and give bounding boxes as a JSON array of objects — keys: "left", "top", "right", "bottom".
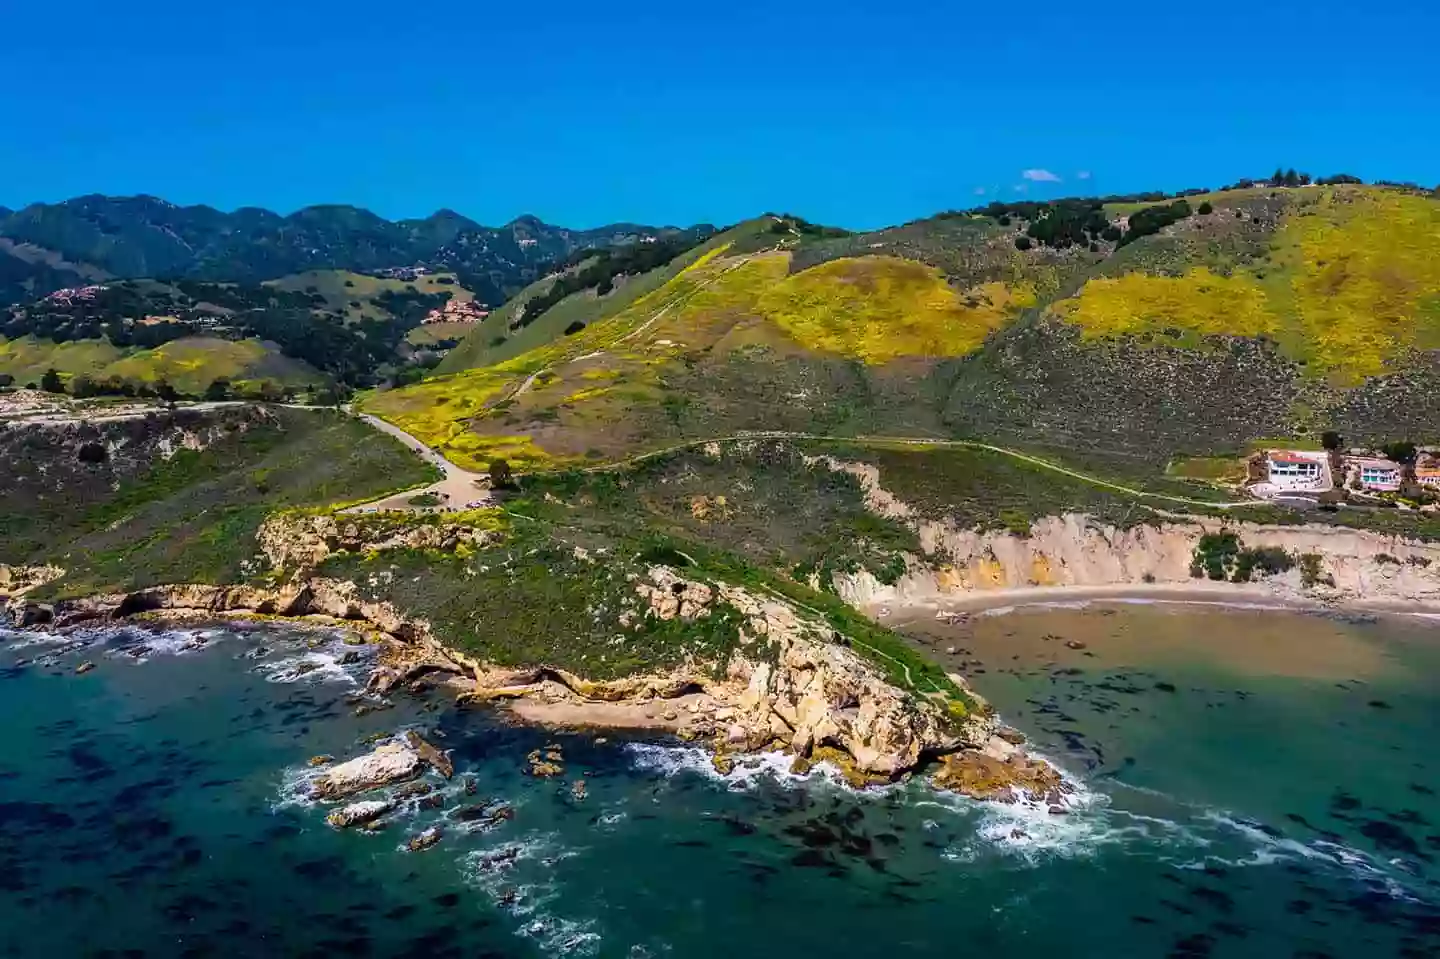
[{"left": 343, "top": 414, "right": 492, "bottom": 513}]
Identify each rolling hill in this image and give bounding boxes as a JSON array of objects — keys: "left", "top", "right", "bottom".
[{"left": 362, "top": 181, "right": 1440, "bottom": 482}]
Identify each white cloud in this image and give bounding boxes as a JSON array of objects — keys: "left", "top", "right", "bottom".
[
  {"left": 1077, "top": 170, "right": 1092, "bottom": 181},
  {"left": 1021, "top": 168, "right": 1062, "bottom": 183},
  {"left": 973, "top": 187, "right": 987, "bottom": 196}
]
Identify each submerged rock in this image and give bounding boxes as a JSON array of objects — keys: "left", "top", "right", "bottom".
[
  {"left": 406, "top": 827, "right": 442, "bottom": 852},
  {"left": 931, "top": 750, "right": 1068, "bottom": 806},
  {"left": 75, "top": 662, "right": 95, "bottom": 675},
  {"left": 311, "top": 741, "right": 422, "bottom": 800},
  {"left": 526, "top": 747, "right": 563, "bottom": 778},
  {"left": 404, "top": 730, "right": 453, "bottom": 779},
  {"left": 326, "top": 799, "right": 394, "bottom": 829}
]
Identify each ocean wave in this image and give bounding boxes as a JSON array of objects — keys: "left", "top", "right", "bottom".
[
  {"left": 461, "top": 832, "right": 597, "bottom": 956},
  {"left": 623, "top": 741, "right": 906, "bottom": 795},
  {"left": 108, "top": 627, "right": 227, "bottom": 662},
  {"left": 255, "top": 650, "right": 358, "bottom": 685},
  {"left": 1196, "top": 811, "right": 1428, "bottom": 902}
]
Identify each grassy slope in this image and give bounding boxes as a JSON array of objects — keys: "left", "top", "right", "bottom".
[
  {"left": 365, "top": 184, "right": 1440, "bottom": 489},
  {"left": 1057, "top": 186, "right": 1440, "bottom": 385},
  {"left": 0, "top": 334, "right": 326, "bottom": 392},
  {"left": 9, "top": 408, "right": 439, "bottom": 598},
  {"left": 438, "top": 226, "right": 762, "bottom": 374},
  {"left": 363, "top": 221, "right": 1040, "bottom": 471},
  {"left": 0, "top": 335, "right": 126, "bottom": 383}
]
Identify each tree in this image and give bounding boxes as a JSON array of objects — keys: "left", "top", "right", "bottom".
[
  {"left": 1014, "top": 235, "right": 1033, "bottom": 251},
  {"left": 0, "top": 373, "right": 13, "bottom": 389},
  {"left": 1283, "top": 168, "right": 1301, "bottom": 187},
  {"left": 40, "top": 368, "right": 64, "bottom": 394},
  {"left": 488, "top": 458, "right": 515, "bottom": 490},
  {"left": 563, "top": 321, "right": 586, "bottom": 335},
  {"left": 1382, "top": 441, "right": 1418, "bottom": 465},
  {"left": 156, "top": 379, "right": 179, "bottom": 404},
  {"left": 1321, "top": 430, "right": 1343, "bottom": 451},
  {"left": 1197, "top": 201, "right": 1214, "bottom": 215},
  {"left": 204, "top": 378, "right": 231, "bottom": 401}
]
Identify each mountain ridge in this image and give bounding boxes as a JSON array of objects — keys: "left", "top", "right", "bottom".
[{"left": 0, "top": 193, "right": 714, "bottom": 308}]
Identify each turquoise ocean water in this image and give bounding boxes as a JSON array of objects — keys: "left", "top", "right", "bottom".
[{"left": 1, "top": 605, "right": 1436, "bottom": 957}]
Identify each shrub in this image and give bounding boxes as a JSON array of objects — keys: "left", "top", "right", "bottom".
[
  {"left": 1198, "top": 201, "right": 1214, "bottom": 215},
  {"left": 1299, "top": 553, "right": 1334, "bottom": 588},
  {"left": 1193, "top": 531, "right": 1240, "bottom": 580},
  {"left": 563, "top": 320, "right": 586, "bottom": 335},
  {"left": 1014, "top": 236, "right": 1033, "bottom": 251},
  {"left": 1232, "top": 546, "right": 1294, "bottom": 582},
  {"left": 489, "top": 458, "right": 515, "bottom": 490},
  {"left": 77, "top": 442, "right": 108, "bottom": 464}
]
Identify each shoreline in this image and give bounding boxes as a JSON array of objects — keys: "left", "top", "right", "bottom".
[{"left": 864, "top": 581, "right": 1440, "bottom": 624}]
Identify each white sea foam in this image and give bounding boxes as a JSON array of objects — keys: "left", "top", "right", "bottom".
[
  {"left": 623, "top": 741, "right": 905, "bottom": 796},
  {"left": 111, "top": 627, "right": 225, "bottom": 662},
  {"left": 1196, "top": 811, "right": 1425, "bottom": 901},
  {"left": 256, "top": 650, "right": 357, "bottom": 685},
  {"left": 461, "top": 832, "right": 598, "bottom": 956}
]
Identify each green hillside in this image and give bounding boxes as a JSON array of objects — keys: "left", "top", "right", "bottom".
[
  {"left": 0, "top": 334, "right": 325, "bottom": 394},
  {"left": 363, "top": 183, "right": 1440, "bottom": 482},
  {"left": 438, "top": 227, "right": 738, "bottom": 374}
]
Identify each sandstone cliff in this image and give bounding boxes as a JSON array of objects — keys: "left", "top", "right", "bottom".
[{"left": 808, "top": 454, "right": 1440, "bottom": 610}]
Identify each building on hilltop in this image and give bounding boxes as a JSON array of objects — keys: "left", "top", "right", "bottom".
[
  {"left": 1264, "top": 451, "right": 1328, "bottom": 491},
  {"left": 1346, "top": 456, "right": 1403, "bottom": 492},
  {"left": 1416, "top": 468, "right": 1440, "bottom": 490}
]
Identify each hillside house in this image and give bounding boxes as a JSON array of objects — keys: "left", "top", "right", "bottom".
[
  {"left": 1416, "top": 468, "right": 1440, "bottom": 489},
  {"left": 1348, "top": 457, "right": 1402, "bottom": 492},
  {"left": 1265, "top": 451, "right": 1328, "bottom": 491}
]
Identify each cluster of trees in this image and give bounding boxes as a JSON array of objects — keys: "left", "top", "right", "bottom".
[
  {"left": 973, "top": 196, "right": 1201, "bottom": 251},
  {"left": 1269, "top": 168, "right": 1313, "bottom": 187},
  {"left": 515, "top": 234, "right": 709, "bottom": 327},
  {"left": 766, "top": 213, "right": 850, "bottom": 239},
  {"left": 1118, "top": 199, "right": 1194, "bottom": 246}
]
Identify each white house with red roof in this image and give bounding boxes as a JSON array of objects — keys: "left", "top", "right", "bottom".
[{"left": 1264, "top": 450, "right": 1329, "bottom": 491}]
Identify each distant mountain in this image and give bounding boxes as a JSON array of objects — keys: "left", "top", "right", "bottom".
[{"left": 0, "top": 194, "right": 712, "bottom": 307}]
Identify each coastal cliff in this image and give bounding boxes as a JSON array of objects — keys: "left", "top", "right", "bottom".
[
  {"left": 3, "top": 568, "right": 997, "bottom": 783},
  {"left": 807, "top": 454, "right": 1440, "bottom": 610},
  {"left": 832, "top": 512, "right": 1440, "bottom": 610}
]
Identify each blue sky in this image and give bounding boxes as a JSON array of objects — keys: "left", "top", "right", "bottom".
[{"left": 2, "top": 0, "right": 1435, "bottom": 230}]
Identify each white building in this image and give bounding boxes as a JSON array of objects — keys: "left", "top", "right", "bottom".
[
  {"left": 1265, "top": 451, "right": 1328, "bottom": 491},
  {"left": 1350, "top": 457, "right": 1402, "bottom": 492}
]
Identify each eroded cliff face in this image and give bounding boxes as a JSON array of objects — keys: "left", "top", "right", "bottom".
[
  {"left": 810, "top": 453, "right": 1440, "bottom": 609},
  {"left": 3, "top": 566, "right": 994, "bottom": 781}
]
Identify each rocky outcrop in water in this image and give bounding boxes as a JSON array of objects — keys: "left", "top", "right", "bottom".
[
  {"left": 0, "top": 566, "right": 997, "bottom": 782},
  {"left": 311, "top": 741, "right": 423, "bottom": 800},
  {"left": 326, "top": 799, "right": 395, "bottom": 828},
  {"left": 469, "top": 565, "right": 993, "bottom": 779}
]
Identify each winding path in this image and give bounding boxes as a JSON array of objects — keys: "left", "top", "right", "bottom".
[{"left": 343, "top": 414, "right": 492, "bottom": 513}]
